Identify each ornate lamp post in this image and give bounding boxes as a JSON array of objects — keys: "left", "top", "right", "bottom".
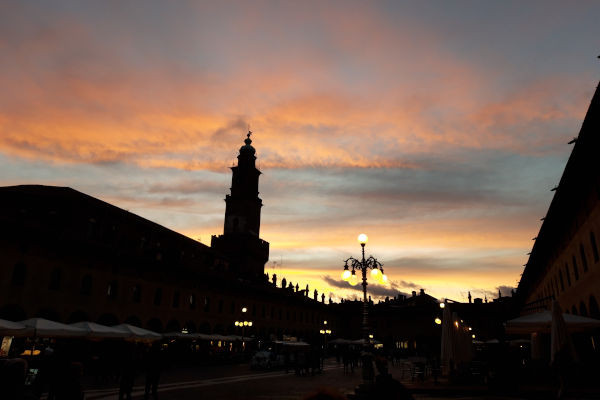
[
  {"left": 234, "top": 306, "right": 253, "bottom": 351},
  {"left": 341, "top": 234, "right": 386, "bottom": 344}
]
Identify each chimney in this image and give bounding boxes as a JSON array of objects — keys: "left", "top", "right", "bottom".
[
  {"left": 419, "top": 288, "right": 425, "bottom": 296},
  {"left": 412, "top": 291, "right": 417, "bottom": 297}
]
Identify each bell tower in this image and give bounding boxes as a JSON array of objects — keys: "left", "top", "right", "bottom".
[{"left": 211, "top": 131, "right": 269, "bottom": 280}]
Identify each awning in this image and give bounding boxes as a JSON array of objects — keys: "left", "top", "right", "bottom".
[
  {"left": 19, "top": 318, "right": 87, "bottom": 338},
  {"left": 0, "top": 319, "right": 34, "bottom": 337}
]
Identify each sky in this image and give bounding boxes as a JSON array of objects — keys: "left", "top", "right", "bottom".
[{"left": 1, "top": 0, "right": 599, "bottom": 303}]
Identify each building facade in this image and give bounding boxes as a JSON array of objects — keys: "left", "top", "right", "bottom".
[
  {"left": 517, "top": 81, "right": 600, "bottom": 318},
  {"left": 0, "top": 134, "right": 335, "bottom": 340}
]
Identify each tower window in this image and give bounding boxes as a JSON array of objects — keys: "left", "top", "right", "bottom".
[
  {"left": 564, "top": 263, "right": 571, "bottom": 286},
  {"left": 572, "top": 256, "right": 579, "bottom": 280},
  {"left": 590, "top": 232, "right": 599, "bottom": 263},
  {"left": 189, "top": 294, "right": 196, "bottom": 309},
  {"left": 11, "top": 262, "right": 26, "bottom": 286},
  {"left": 204, "top": 297, "right": 211, "bottom": 312}
]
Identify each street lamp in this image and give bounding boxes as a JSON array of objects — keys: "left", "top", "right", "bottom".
[
  {"left": 235, "top": 307, "right": 253, "bottom": 351},
  {"left": 342, "top": 233, "right": 385, "bottom": 345}
]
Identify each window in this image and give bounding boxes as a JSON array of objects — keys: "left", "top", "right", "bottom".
[
  {"left": 107, "top": 280, "right": 118, "bottom": 299},
  {"left": 172, "top": 292, "right": 180, "bottom": 308},
  {"left": 572, "top": 256, "right": 579, "bottom": 280},
  {"left": 132, "top": 285, "right": 141, "bottom": 303},
  {"left": 80, "top": 275, "right": 92, "bottom": 296},
  {"left": 204, "top": 297, "right": 210, "bottom": 312},
  {"left": 580, "top": 244, "right": 588, "bottom": 272},
  {"left": 189, "top": 294, "right": 196, "bottom": 309},
  {"left": 153, "top": 288, "right": 162, "bottom": 306},
  {"left": 564, "top": 263, "right": 571, "bottom": 286},
  {"left": 580, "top": 301, "right": 588, "bottom": 317},
  {"left": 49, "top": 268, "right": 61, "bottom": 290},
  {"left": 558, "top": 271, "right": 564, "bottom": 291},
  {"left": 11, "top": 262, "right": 26, "bottom": 286},
  {"left": 591, "top": 232, "right": 600, "bottom": 263}
]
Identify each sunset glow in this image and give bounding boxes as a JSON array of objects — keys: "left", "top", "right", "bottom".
[{"left": 1, "top": 1, "right": 599, "bottom": 302}]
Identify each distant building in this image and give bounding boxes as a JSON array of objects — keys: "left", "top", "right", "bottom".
[
  {"left": 0, "top": 134, "right": 332, "bottom": 339},
  {"left": 517, "top": 81, "right": 600, "bottom": 318}
]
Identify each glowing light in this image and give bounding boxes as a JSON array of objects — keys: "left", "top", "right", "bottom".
[
  {"left": 434, "top": 318, "right": 442, "bottom": 325},
  {"left": 248, "top": 321, "right": 253, "bottom": 327},
  {"left": 235, "top": 321, "right": 239, "bottom": 326},
  {"left": 439, "top": 303, "right": 445, "bottom": 309},
  {"left": 468, "top": 327, "right": 472, "bottom": 331},
  {"left": 472, "top": 334, "right": 476, "bottom": 339},
  {"left": 369, "top": 334, "right": 374, "bottom": 339},
  {"left": 358, "top": 233, "right": 368, "bottom": 244},
  {"left": 342, "top": 268, "right": 351, "bottom": 281},
  {"left": 454, "top": 321, "right": 459, "bottom": 327},
  {"left": 243, "top": 321, "right": 248, "bottom": 326},
  {"left": 323, "top": 320, "right": 328, "bottom": 325},
  {"left": 371, "top": 268, "right": 380, "bottom": 279},
  {"left": 242, "top": 307, "right": 247, "bottom": 313},
  {"left": 349, "top": 271, "right": 358, "bottom": 286},
  {"left": 381, "top": 273, "right": 388, "bottom": 284}
]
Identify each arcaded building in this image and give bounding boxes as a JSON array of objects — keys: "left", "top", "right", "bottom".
[
  {"left": 0, "top": 134, "right": 334, "bottom": 339},
  {"left": 517, "top": 81, "right": 600, "bottom": 318}
]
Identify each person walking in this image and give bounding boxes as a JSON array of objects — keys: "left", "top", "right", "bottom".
[{"left": 144, "top": 343, "right": 162, "bottom": 400}]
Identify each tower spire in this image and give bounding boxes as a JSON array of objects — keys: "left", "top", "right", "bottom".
[{"left": 211, "top": 130, "right": 269, "bottom": 281}]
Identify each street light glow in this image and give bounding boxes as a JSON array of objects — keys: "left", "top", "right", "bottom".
[
  {"left": 434, "top": 318, "right": 442, "bottom": 325},
  {"left": 341, "top": 267, "right": 351, "bottom": 281},
  {"left": 358, "top": 233, "right": 368, "bottom": 244},
  {"left": 349, "top": 270, "right": 358, "bottom": 286},
  {"left": 242, "top": 307, "right": 247, "bottom": 313},
  {"left": 371, "top": 267, "right": 380, "bottom": 279}
]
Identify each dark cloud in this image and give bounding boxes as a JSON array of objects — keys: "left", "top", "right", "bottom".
[
  {"left": 322, "top": 275, "right": 412, "bottom": 299},
  {"left": 147, "top": 180, "right": 224, "bottom": 195},
  {"left": 496, "top": 285, "right": 516, "bottom": 297}
]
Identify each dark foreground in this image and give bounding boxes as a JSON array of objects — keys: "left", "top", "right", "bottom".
[{"left": 33, "top": 358, "right": 599, "bottom": 400}]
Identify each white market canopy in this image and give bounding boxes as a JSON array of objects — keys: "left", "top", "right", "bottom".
[
  {"left": 0, "top": 318, "right": 34, "bottom": 337},
  {"left": 70, "top": 321, "right": 130, "bottom": 339},
  {"left": 505, "top": 310, "right": 600, "bottom": 334},
  {"left": 162, "top": 332, "right": 249, "bottom": 341},
  {"left": 111, "top": 324, "right": 162, "bottom": 341},
  {"left": 19, "top": 318, "right": 87, "bottom": 338}
]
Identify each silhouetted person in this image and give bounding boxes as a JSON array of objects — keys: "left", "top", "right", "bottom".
[
  {"left": 119, "top": 344, "right": 137, "bottom": 400},
  {"left": 144, "top": 343, "right": 162, "bottom": 400},
  {"left": 303, "top": 388, "right": 346, "bottom": 400},
  {"left": 0, "top": 358, "right": 27, "bottom": 400}
]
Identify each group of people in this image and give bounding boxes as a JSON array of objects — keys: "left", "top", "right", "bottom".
[
  {"left": 0, "top": 340, "right": 164, "bottom": 400},
  {"left": 283, "top": 345, "right": 324, "bottom": 376}
]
